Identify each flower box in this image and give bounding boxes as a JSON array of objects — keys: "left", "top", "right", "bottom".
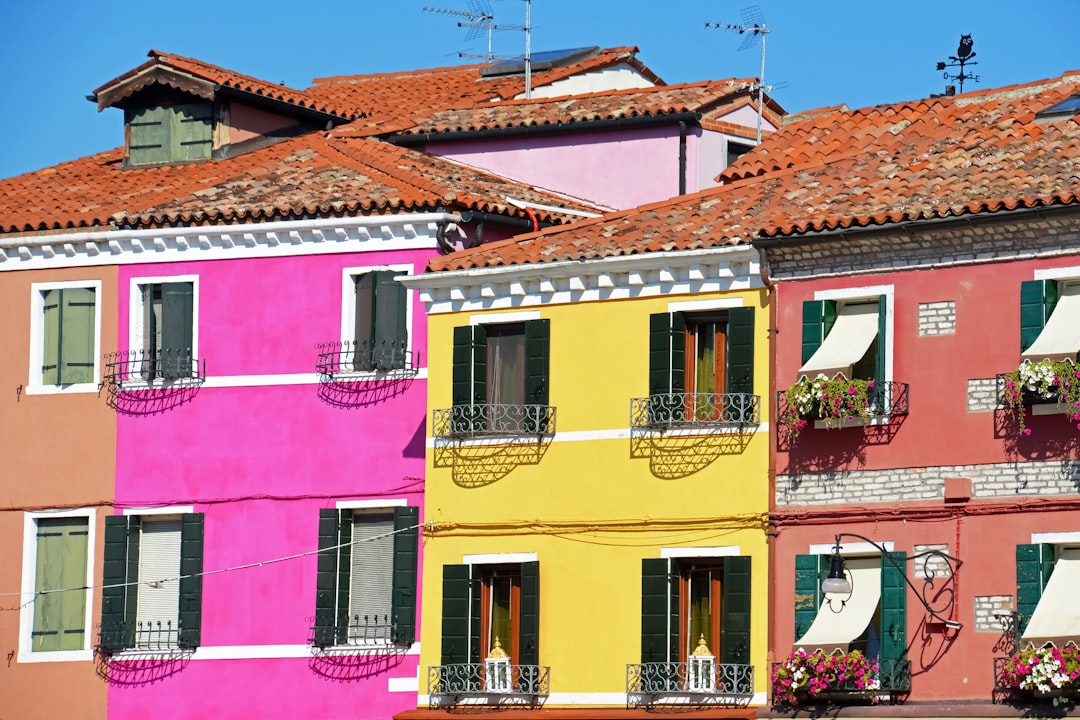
[
  {"left": 779, "top": 375, "right": 876, "bottom": 447},
  {"left": 771, "top": 649, "right": 882, "bottom": 706},
  {"left": 1002, "top": 360, "right": 1080, "bottom": 435},
  {"left": 998, "top": 644, "right": 1080, "bottom": 703}
]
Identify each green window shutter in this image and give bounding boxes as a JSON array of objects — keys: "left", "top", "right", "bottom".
[
  {"left": 1016, "top": 543, "right": 1056, "bottom": 635},
  {"left": 128, "top": 106, "right": 170, "bottom": 165},
  {"left": 670, "top": 313, "right": 686, "bottom": 393},
  {"left": 314, "top": 509, "right": 340, "bottom": 647},
  {"left": 524, "top": 319, "right": 550, "bottom": 406},
  {"left": 648, "top": 313, "right": 673, "bottom": 397},
  {"left": 336, "top": 509, "right": 353, "bottom": 645},
  {"left": 100, "top": 516, "right": 129, "bottom": 651},
  {"left": 161, "top": 282, "right": 194, "bottom": 378},
  {"left": 471, "top": 324, "right": 487, "bottom": 405},
  {"left": 123, "top": 516, "right": 141, "bottom": 644},
  {"left": 441, "top": 564, "right": 475, "bottom": 665},
  {"left": 875, "top": 294, "right": 887, "bottom": 385},
  {"left": 354, "top": 274, "right": 376, "bottom": 371},
  {"left": 171, "top": 103, "right": 212, "bottom": 162},
  {"left": 519, "top": 561, "right": 540, "bottom": 667},
  {"left": 452, "top": 326, "right": 474, "bottom": 407},
  {"left": 177, "top": 513, "right": 204, "bottom": 649},
  {"left": 1020, "top": 280, "right": 1059, "bottom": 353},
  {"left": 801, "top": 300, "right": 837, "bottom": 366},
  {"left": 721, "top": 556, "right": 752, "bottom": 664},
  {"left": 879, "top": 551, "right": 907, "bottom": 664},
  {"left": 725, "top": 307, "right": 755, "bottom": 395},
  {"left": 33, "top": 517, "right": 89, "bottom": 652},
  {"left": 793, "top": 554, "right": 824, "bottom": 641},
  {"left": 374, "top": 271, "right": 408, "bottom": 371},
  {"left": 641, "top": 558, "right": 676, "bottom": 663},
  {"left": 59, "top": 287, "right": 96, "bottom": 385},
  {"left": 391, "top": 506, "right": 419, "bottom": 645},
  {"left": 41, "top": 289, "right": 61, "bottom": 385}
]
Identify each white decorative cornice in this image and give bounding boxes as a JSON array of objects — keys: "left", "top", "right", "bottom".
[
  {"left": 398, "top": 245, "right": 763, "bottom": 313},
  {"left": 0, "top": 213, "right": 459, "bottom": 272}
]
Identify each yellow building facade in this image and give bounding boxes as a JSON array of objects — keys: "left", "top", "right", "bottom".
[{"left": 400, "top": 243, "right": 772, "bottom": 718}]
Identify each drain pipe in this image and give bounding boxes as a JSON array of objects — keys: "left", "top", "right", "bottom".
[
  {"left": 679, "top": 120, "right": 688, "bottom": 196},
  {"left": 435, "top": 217, "right": 456, "bottom": 255}
]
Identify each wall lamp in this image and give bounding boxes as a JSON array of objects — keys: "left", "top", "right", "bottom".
[{"left": 823, "top": 533, "right": 963, "bottom": 630}]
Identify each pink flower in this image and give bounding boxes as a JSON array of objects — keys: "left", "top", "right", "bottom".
[{"left": 1025, "top": 428, "right": 1033, "bottom": 436}]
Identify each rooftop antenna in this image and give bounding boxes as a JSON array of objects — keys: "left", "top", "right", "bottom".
[
  {"left": 424, "top": 1, "right": 497, "bottom": 60},
  {"left": 707, "top": 5, "right": 770, "bottom": 143},
  {"left": 935, "top": 34, "right": 980, "bottom": 95}
]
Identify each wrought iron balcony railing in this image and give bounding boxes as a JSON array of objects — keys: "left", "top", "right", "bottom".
[
  {"left": 97, "top": 620, "right": 183, "bottom": 654},
  {"left": 104, "top": 349, "right": 205, "bottom": 388},
  {"left": 627, "top": 661, "right": 754, "bottom": 698},
  {"left": 428, "top": 663, "right": 550, "bottom": 698},
  {"left": 771, "top": 657, "right": 911, "bottom": 704},
  {"left": 776, "top": 380, "right": 909, "bottom": 426},
  {"left": 316, "top": 339, "right": 417, "bottom": 378},
  {"left": 631, "top": 392, "right": 760, "bottom": 429},
  {"left": 432, "top": 404, "right": 557, "bottom": 439},
  {"left": 309, "top": 614, "right": 401, "bottom": 648}
]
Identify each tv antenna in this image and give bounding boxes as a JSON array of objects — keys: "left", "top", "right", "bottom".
[
  {"left": 707, "top": 5, "right": 770, "bottom": 143},
  {"left": 936, "top": 34, "right": 980, "bottom": 94},
  {"left": 425, "top": 0, "right": 534, "bottom": 98}
]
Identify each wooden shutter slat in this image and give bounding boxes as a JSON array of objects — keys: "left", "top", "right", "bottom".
[
  {"left": 441, "top": 564, "right": 473, "bottom": 665},
  {"left": 128, "top": 106, "right": 170, "bottom": 165},
  {"left": 100, "top": 516, "right": 130, "bottom": 651},
  {"left": 725, "top": 307, "right": 755, "bottom": 395},
  {"left": 519, "top": 561, "right": 540, "bottom": 667},
  {"left": 721, "top": 556, "right": 751, "bottom": 664},
  {"left": 354, "top": 273, "right": 376, "bottom": 371},
  {"left": 59, "top": 287, "right": 95, "bottom": 384},
  {"left": 793, "top": 554, "right": 822, "bottom": 641},
  {"left": 336, "top": 509, "right": 352, "bottom": 645},
  {"left": 41, "top": 289, "right": 61, "bottom": 385},
  {"left": 374, "top": 272, "right": 408, "bottom": 371},
  {"left": 1016, "top": 543, "right": 1056, "bottom": 635},
  {"left": 161, "top": 282, "right": 194, "bottom": 379},
  {"left": 314, "top": 509, "right": 340, "bottom": 646},
  {"left": 641, "top": 558, "right": 674, "bottom": 663},
  {"left": 452, "top": 326, "right": 474, "bottom": 406},
  {"left": 177, "top": 513, "right": 204, "bottom": 649},
  {"left": 391, "top": 506, "right": 419, "bottom": 645},
  {"left": 648, "top": 313, "right": 673, "bottom": 397},
  {"left": 33, "top": 517, "right": 89, "bottom": 652},
  {"left": 1020, "top": 280, "right": 1058, "bottom": 353},
  {"left": 171, "top": 104, "right": 212, "bottom": 161},
  {"left": 879, "top": 551, "right": 907, "bottom": 664}
]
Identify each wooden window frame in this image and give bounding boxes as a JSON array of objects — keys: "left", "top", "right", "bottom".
[
  {"left": 479, "top": 564, "right": 522, "bottom": 665},
  {"left": 678, "top": 559, "right": 723, "bottom": 663}
]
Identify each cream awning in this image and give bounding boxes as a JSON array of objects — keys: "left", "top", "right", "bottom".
[
  {"left": 1022, "top": 284, "right": 1080, "bottom": 362},
  {"left": 1022, "top": 547, "right": 1080, "bottom": 646},
  {"left": 794, "top": 557, "right": 881, "bottom": 653},
  {"left": 799, "top": 302, "right": 880, "bottom": 379}
]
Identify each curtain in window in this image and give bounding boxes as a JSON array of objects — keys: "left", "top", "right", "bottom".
[{"left": 486, "top": 328, "right": 525, "bottom": 405}]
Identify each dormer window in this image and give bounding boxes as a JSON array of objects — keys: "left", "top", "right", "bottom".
[{"left": 126, "top": 102, "right": 212, "bottom": 166}]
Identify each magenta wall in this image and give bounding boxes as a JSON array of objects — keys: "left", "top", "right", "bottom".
[{"left": 109, "top": 249, "right": 431, "bottom": 719}]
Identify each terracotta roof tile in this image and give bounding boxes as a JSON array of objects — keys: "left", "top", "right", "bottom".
[{"left": 428, "top": 71, "right": 1080, "bottom": 272}]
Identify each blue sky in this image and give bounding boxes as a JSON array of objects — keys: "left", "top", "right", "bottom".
[{"left": 0, "top": 0, "right": 1075, "bottom": 179}]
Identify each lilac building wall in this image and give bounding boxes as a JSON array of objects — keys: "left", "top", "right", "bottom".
[{"left": 108, "top": 249, "right": 429, "bottom": 720}]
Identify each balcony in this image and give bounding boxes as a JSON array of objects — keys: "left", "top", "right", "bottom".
[
  {"left": 427, "top": 663, "right": 550, "bottom": 708},
  {"left": 104, "top": 349, "right": 205, "bottom": 388},
  {"left": 315, "top": 339, "right": 417, "bottom": 379},
  {"left": 309, "top": 614, "right": 402, "bottom": 649},
  {"left": 626, "top": 661, "right": 754, "bottom": 707},
  {"left": 771, "top": 657, "right": 911, "bottom": 705},
  {"left": 432, "top": 404, "right": 557, "bottom": 440},
  {"left": 631, "top": 392, "right": 760, "bottom": 430},
  {"left": 97, "top": 620, "right": 185, "bottom": 654}
]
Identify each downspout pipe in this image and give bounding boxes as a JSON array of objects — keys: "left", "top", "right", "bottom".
[
  {"left": 458, "top": 210, "right": 552, "bottom": 231},
  {"left": 678, "top": 120, "right": 688, "bottom": 196}
]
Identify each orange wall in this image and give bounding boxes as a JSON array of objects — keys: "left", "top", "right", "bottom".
[{"left": 0, "top": 265, "right": 117, "bottom": 720}]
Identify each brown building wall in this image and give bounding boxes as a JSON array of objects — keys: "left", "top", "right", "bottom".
[{"left": 0, "top": 264, "right": 118, "bottom": 720}]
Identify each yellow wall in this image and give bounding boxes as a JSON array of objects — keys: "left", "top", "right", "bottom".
[{"left": 419, "top": 288, "right": 772, "bottom": 701}]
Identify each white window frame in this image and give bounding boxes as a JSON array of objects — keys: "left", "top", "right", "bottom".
[
  {"left": 27, "top": 280, "right": 103, "bottom": 395},
  {"left": 19, "top": 508, "right": 97, "bottom": 663},
  {"left": 813, "top": 284, "right": 895, "bottom": 384},
  {"left": 128, "top": 274, "right": 200, "bottom": 385},
  {"left": 341, "top": 263, "right": 414, "bottom": 342}
]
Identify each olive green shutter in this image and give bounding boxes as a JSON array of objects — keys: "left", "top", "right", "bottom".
[
  {"left": 161, "top": 282, "right": 194, "bottom": 379},
  {"left": 801, "top": 300, "right": 837, "bottom": 365},
  {"left": 1016, "top": 543, "right": 1056, "bottom": 635},
  {"left": 176, "top": 513, "right": 204, "bottom": 649},
  {"left": 391, "top": 506, "right": 419, "bottom": 645},
  {"left": 1020, "top": 280, "right": 1059, "bottom": 353},
  {"left": 721, "top": 555, "right": 751, "bottom": 664},
  {"left": 641, "top": 558, "right": 676, "bottom": 663},
  {"left": 374, "top": 271, "right": 408, "bottom": 371},
  {"left": 60, "top": 288, "right": 96, "bottom": 384},
  {"left": 793, "top": 554, "right": 825, "bottom": 640},
  {"left": 441, "top": 564, "right": 477, "bottom": 665},
  {"left": 172, "top": 103, "right": 212, "bottom": 162},
  {"left": 354, "top": 274, "right": 376, "bottom": 371},
  {"left": 875, "top": 295, "right": 887, "bottom": 386},
  {"left": 41, "top": 289, "right": 61, "bottom": 385},
  {"left": 314, "top": 509, "right": 340, "bottom": 646},
  {"left": 128, "top": 106, "right": 170, "bottom": 165},
  {"left": 519, "top": 561, "right": 540, "bottom": 666},
  {"left": 32, "top": 517, "right": 89, "bottom": 652},
  {"left": 879, "top": 551, "right": 907, "bottom": 666},
  {"left": 336, "top": 509, "right": 353, "bottom": 645},
  {"left": 726, "top": 307, "right": 755, "bottom": 395}
]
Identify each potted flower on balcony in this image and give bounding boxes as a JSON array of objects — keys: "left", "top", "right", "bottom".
[
  {"left": 779, "top": 374, "right": 875, "bottom": 447},
  {"left": 1000, "top": 644, "right": 1080, "bottom": 703},
  {"left": 1002, "top": 359, "right": 1080, "bottom": 435},
  {"left": 772, "top": 649, "right": 880, "bottom": 706}
]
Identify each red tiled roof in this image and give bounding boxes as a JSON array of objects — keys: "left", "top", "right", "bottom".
[
  {"left": 93, "top": 50, "right": 362, "bottom": 120},
  {"left": 428, "top": 71, "right": 1080, "bottom": 272},
  {"left": 0, "top": 135, "right": 604, "bottom": 234},
  {"left": 307, "top": 46, "right": 661, "bottom": 132},
  {"left": 333, "top": 79, "right": 765, "bottom": 138}
]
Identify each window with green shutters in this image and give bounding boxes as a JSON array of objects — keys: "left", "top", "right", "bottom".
[
  {"left": 34, "top": 284, "right": 99, "bottom": 387},
  {"left": 135, "top": 280, "right": 195, "bottom": 380},
  {"left": 127, "top": 102, "right": 212, "bottom": 166},
  {"left": 800, "top": 296, "right": 886, "bottom": 383},
  {"left": 313, "top": 506, "right": 418, "bottom": 648},
  {"left": 649, "top": 309, "right": 755, "bottom": 397},
  {"left": 351, "top": 270, "right": 409, "bottom": 372},
  {"left": 1015, "top": 543, "right": 1056, "bottom": 635},
  {"left": 30, "top": 516, "right": 90, "bottom": 653},
  {"left": 99, "top": 512, "right": 204, "bottom": 652}
]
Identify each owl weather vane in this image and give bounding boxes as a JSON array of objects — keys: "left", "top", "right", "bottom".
[{"left": 936, "top": 34, "right": 980, "bottom": 94}]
